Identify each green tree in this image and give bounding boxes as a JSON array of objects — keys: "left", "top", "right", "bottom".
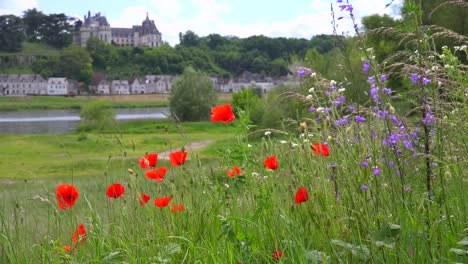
[
  {"left": 0, "top": 15, "right": 24, "bottom": 52},
  {"left": 37, "top": 13, "right": 73, "bottom": 48},
  {"left": 22, "top": 8, "right": 47, "bottom": 42},
  {"left": 169, "top": 67, "right": 217, "bottom": 121},
  {"left": 59, "top": 45, "right": 93, "bottom": 83}
]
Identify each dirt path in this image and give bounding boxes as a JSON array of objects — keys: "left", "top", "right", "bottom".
[{"left": 158, "top": 140, "right": 214, "bottom": 159}]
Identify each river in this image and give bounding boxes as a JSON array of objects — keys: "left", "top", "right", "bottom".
[{"left": 0, "top": 107, "right": 170, "bottom": 134}]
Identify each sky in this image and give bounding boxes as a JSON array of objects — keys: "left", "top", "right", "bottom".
[{"left": 0, "top": 0, "right": 402, "bottom": 46}]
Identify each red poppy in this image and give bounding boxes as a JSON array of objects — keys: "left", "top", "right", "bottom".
[
  {"left": 139, "top": 193, "right": 151, "bottom": 206},
  {"left": 106, "top": 183, "right": 125, "bottom": 198},
  {"left": 227, "top": 166, "right": 242, "bottom": 178},
  {"left": 273, "top": 250, "right": 283, "bottom": 259},
  {"left": 55, "top": 184, "right": 79, "bottom": 210},
  {"left": 295, "top": 187, "right": 309, "bottom": 204},
  {"left": 311, "top": 143, "right": 329, "bottom": 157},
  {"left": 210, "top": 104, "right": 235, "bottom": 124},
  {"left": 71, "top": 224, "right": 87, "bottom": 245},
  {"left": 170, "top": 204, "right": 184, "bottom": 213},
  {"left": 154, "top": 196, "right": 173, "bottom": 208},
  {"left": 170, "top": 151, "right": 187, "bottom": 166},
  {"left": 63, "top": 245, "right": 75, "bottom": 252},
  {"left": 264, "top": 155, "right": 278, "bottom": 170},
  {"left": 145, "top": 167, "right": 168, "bottom": 182},
  {"left": 138, "top": 153, "right": 158, "bottom": 169}
]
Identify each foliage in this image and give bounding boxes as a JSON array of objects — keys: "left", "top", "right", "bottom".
[
  {"left": 231, "top": 86, "right": 263, "bottom": 125},
  {"left": 59, "top": 45, "right": 93, "bottom": 83},
  {"left": 0, "top": 15, "right": 24, "bottom": 52},
  {"left": 78, "top": 100, "right": 116, "bottom": 131},
  {"left": 169, "top": 67, "right": 217, "bottom": 121}
]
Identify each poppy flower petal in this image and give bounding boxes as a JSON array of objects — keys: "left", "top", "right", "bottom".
[
  {"left": 295, "top": 187, "right": 309, "bottom": 204},
  {"left": 71, "top": 224, "right": 86, "bottom": 244},
  {"left": 139, "top": 193, "right": 151, "bottom": 206},
  {"left": 170, "top": 204, "right": 184, "bottom": 213},
  {"left": 170, "top": 151, "right": 187, "bottom": 166},
  {"left": 145, "top": 167, "right": 168, "bottom": 182},
  {"left": 106, "top": 183, "right": 125, "bottom": 198},
  {"left": 211, "top": 104, "right": 235, "bottom": 124},
  {"left": 154, "top": 196, "right": 172, "bottom": 208},
  {"left": 264, "top": 155, "right": 278, "bottom": 170},
  {"left": 55, "top": 184, "right": 79, "bottom": 210}
]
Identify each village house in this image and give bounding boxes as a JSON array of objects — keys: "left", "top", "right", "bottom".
[
  {"left": 144, "top": 75, "right": 175, "bottom": 94},
  {"left": 110, "top": 80, "right": 130, "bottom": 94},
  {"left": 129, "top": 78, "right": 146, "bottom": 94},
  {"left": 96, "top": 80, "right": 111, "bottom": 94},
  {"left": 47, "top": 77, "right": 77, "bottom": 95},
  {"left": 1, "top": 74, "right": 48, "bottom": 95}
]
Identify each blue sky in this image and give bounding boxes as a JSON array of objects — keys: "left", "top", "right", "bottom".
[{"left": 0, "top": 0, "right": 402, "bottom": 45}]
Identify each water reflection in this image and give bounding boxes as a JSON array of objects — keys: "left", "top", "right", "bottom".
[{"left": 0, "top": 107, "right": 169, "bottom": 134}]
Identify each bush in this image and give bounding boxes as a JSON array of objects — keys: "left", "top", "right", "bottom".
[
  {"left": 78, "top": 100, "right": 116, "bottom": 131},
  {"left": 231, "top": 86, "right": 263, "bottom": 125},
  {"left": 169, "top": 67, "right": 217, "bottom": 121}
]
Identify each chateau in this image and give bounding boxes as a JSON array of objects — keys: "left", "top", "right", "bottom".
[{"left": 73, "top": 11, "right": 162, "bottom": 48}]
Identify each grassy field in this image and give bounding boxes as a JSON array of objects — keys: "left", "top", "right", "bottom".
[
  {"left": 0, "top": 120, "right": 236, "bottom": 180},
  {"left": 0, "top": 42, "right": 60, "bottom": 56},
  {"left": 0, "top": 93, "right": 232, "bottom": 111}
]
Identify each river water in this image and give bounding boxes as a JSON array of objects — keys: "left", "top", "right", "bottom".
[{"left": 0, "top": 107, "right": 170, "bottom": 134}]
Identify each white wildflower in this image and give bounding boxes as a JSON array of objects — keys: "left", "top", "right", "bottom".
[
  {"left": 454, "top": 46, "right": 460, "bottom": 51},
  {"left": 338, "top": 88, "right": 346, "bottom": 92},
  {"left": 247, "top": 144, "right": 252, "bottom": 148},
  {"left": 366, "top": 47, "right": 373, "bottom": 53},
  {"left": 308, "top": 87, "right": 315, "bottom": 93},
  {"left": 460, "top": 45, "right": 467, "bottom": 51},
  {"left": 306, "top": 94, "right": 313, "bottom": 99},
  {"left": 279, "top": 140, "right": 287, "bottom": 144},
  {"left": 317, "top": 107, "right": 325, "bottom": 113},
  {"left": 224, "top": 183, "right": 230, "bottom": 188},
  {"left": 311, "top": 72, "right": 317, "bottom": 78},
  {"left": 291, "top": 143, "right": 298, "bottom": 148},
  {"left": 330, "top": 80, "right": 336, "bottom": 86},
  {"left": 264, "top": 131, "right": 271, "bottom": 136}
]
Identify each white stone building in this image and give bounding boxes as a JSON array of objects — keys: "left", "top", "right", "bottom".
[
  {"left": 74, "top": 11, "right": 162, "bottom": 48},
  {"left": 47, "top": 78, "right": 71, "bottom": 95},
  {"left": 96, "top": 80, "right": 111, "bottom": 94},
  {"left": 144, "top": 75, "right": 175, "bottom": 94}
]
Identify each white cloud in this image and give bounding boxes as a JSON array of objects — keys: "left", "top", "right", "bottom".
[{"left": 0, "top": 0, "right": 39, "bottom": 16}]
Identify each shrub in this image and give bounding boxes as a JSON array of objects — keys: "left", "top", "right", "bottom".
[
  {"left": 78, "top": 100, "right": 116, "bottom": 131},
  {"left": 169, "top": 67, "right": 217, "bottom": 121}
]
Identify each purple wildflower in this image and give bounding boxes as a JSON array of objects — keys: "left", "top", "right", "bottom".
[
  {"left": 349, "top": 105, "right": 355, "bottom": 112},
  {"left": 390, "top": 116, "right": 398, "bottom": 124},
  {"left": 423, "top": 110, "right": 435, "bottom": 126},
  {"left": 373, "top": 167, "right": 381, "bottom": 176},
  {"left": 388, "top": 161, "right": 394, "bottom": 167},
  {"left": 297, "top": 67, "right": 311, "bottom": 76},
  {"left": 361, "top": 161, "right": 369, "bottom": 167},
  {"left": 360, "top": 184, "right": 369, "bottom": 191},
  {"left": 308, "top": 106, "right": 316, "bottom": 112},
  {"left": 339, "top": 4, "right": 353, "bottom": 12},
  {"left": 380, "top": 74, "right": 387, "bottom": 82},
  {"left": 335, "top": 117, "right": 349, "bottom": 126},
  {"left": 333, "top": 95, "right": 346, "bottom": 106},
  {"left": 410, "top": 73, "right": 419, "bottom": 84},
  {"left": 336, "top": 0, "right": 343, "bottom": 2},
  {"left": 363, "top": 61, "right": 370, "bottom": 73},
  {"left": 382, "top": 87, "right": 392, "bottom": 95},
  {"left": 368, "top": 76, "right": 375, "bottom": 85},
  {"left": 422, "top": 77, "right": 432, "bottom": 85},
  {"left": 355, "top": 115, "right": 366, "bottom": 123}
]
